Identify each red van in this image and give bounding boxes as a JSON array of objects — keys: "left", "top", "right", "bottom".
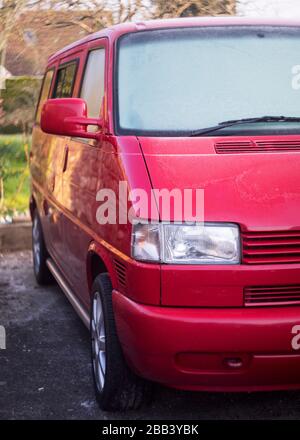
[{"left": 30, "top": 17, "right": 300, "bottom": 411}]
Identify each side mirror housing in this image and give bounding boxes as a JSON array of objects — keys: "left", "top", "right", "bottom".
[{"left": 40, "top": 98, "right": 103, "bottom": 139}]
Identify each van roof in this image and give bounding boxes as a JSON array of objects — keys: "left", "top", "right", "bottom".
[{"left": 47, "top": 16, "right": 300, "bottom": 63}]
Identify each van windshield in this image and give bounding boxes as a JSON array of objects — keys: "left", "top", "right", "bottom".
[{"left": 116, "top": 26, "right": 300, "bottom": 137}]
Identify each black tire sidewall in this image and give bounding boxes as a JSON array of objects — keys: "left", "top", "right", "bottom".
[
  {"left": 32, "top": 211, "right": 52, "bottom": 285},
  {"left": 90, "top": 274, "right": 126, "bottom": 409},
  {"left": 90, "top": 273, "right": 149, "bottom": 411}
]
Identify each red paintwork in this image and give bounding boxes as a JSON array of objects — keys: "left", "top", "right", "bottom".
[
  {"left": 113, "top": 291, "right": 300, "bottom": 391},
  {"left": 30, "top": 17, "right": 300, "bottom": 392},
  {"left": 41, "top": 98, "right": 102, "bottom": 139}
]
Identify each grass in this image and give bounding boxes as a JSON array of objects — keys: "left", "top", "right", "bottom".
[{"left": 0, "top": 134, "right": 30, "bottom": 218}]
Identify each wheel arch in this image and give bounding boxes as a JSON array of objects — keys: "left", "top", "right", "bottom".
[{"left": 86, "top": 242, "right": 118, "bottom": 295}]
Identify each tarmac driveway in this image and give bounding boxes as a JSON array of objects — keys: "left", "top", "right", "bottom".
[{"left": 1, "top": 251, "right": 300, "bottom": 420}]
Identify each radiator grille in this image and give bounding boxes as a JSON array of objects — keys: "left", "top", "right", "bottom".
[
  {"left": 245, "top": 285, "right": 300, "bottom": 307},
  {"left": 242, "top": 230, "right": 300, "bottom": 264},
  {"left": 215, "top": 140, "right": 300, "bottom": 154}
]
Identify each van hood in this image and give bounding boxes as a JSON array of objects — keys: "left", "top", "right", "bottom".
[{"left": 138, "top": 136, "right": 300, "bottom": 231}]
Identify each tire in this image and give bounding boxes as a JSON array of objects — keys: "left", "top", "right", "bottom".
[
  {"left": 32, "top": 210, "right": 53, "bottom": 285},
  {"left": 91, "top": 273, "right": 153, "bottom": 411}
]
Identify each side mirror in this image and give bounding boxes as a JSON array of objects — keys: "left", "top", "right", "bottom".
[{"left": 40, "top": 98, "right": 103, "bottom": 140}]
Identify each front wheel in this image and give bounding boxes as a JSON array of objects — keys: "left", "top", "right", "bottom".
[{"left": 91, "top": 273, "right": 153, "bottom": 411}]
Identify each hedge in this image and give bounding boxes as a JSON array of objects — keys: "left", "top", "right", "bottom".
[{"left": 0, "top": 76, "right": 42, "bottom": 134}]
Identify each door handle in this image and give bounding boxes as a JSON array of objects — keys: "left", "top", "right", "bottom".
[{"left": 62, "top": 145, "right": 69, "bottom": 173}]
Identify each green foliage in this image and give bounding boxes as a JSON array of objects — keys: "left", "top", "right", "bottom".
[
  {"left": 0, "top": 76, "right": 42, "bottom": 134},
  {"left": 0, "top": 134, "right": 30, "bottom": 217}
]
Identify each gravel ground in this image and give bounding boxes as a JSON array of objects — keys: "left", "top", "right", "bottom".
[{"left": 1, "top": 251, "right": 300, "bottom": 420}]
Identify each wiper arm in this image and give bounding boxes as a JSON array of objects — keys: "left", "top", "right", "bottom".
[{"left": 189, "top": 116, "right": 300, "bottom": 137}]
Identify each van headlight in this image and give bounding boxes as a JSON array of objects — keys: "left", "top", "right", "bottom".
[{"left": 131, "top": 222, "right": 240, "bottom": 264}]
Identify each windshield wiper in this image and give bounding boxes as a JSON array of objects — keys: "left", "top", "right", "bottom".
[{"left": 189, "top": 116, "right": 300, "bottom": 137}]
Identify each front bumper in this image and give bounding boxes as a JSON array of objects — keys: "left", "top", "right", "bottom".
[{"left": 113, "top": 290, "right": 300, "bottom": 391}]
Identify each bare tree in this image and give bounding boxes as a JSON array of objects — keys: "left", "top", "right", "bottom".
[
  {"left": 4, "top": 0, "right": 236, "bottom": 45},
  {"left": 152, "top": 0, "right": 236, "bottom": 19},
  {"left": 37, "top": 0, "right": 146, "bottom": 33},
  {"left": 0, "top": 1, "right": 31, "bottom": 68}
]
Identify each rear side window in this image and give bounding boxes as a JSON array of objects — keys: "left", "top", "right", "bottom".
[
  {"left": 53, "top": 62, "right": 77, "bottom": 98},
  {"left": 80, "top": 48, "right": 105, "bottom": 118},
  {"left": 35, "top": 69, "right": 54, "bottom": 123}
]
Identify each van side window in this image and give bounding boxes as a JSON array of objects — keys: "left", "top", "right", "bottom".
[
  {"left": 80, "top": 48, "right": 105, "bottom": 118},
  {"left": 53, "top": 62, "right": 77, "bottom": 98},
  {"left": 35, "top": 69, "right": 54, "bottom": 123}
]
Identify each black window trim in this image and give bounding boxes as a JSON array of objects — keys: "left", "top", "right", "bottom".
[
  {"left": 78, "top": 41, "right": 108, "bottom": 114},
  {"left": 52, "top": 58, "right": 80, "bottom": 99},
  {"left": 73, "top": 43, "right": 108, "bottom": 146}
]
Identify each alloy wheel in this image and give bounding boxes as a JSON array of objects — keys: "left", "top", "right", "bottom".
[
  {"left": 91, "top": 292, "right": 106, "bottom": 392},
  {"left": 32, "top": 216, "right": 41, "bottom": 272}
]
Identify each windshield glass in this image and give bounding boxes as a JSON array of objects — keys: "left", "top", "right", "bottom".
[{"left": 116, "top": 26, "right": 300, "bottom": 136}]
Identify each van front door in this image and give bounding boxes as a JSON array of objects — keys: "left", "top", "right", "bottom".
[{"left": 61, "top": 40, "right": 108, "bottom": 307}]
